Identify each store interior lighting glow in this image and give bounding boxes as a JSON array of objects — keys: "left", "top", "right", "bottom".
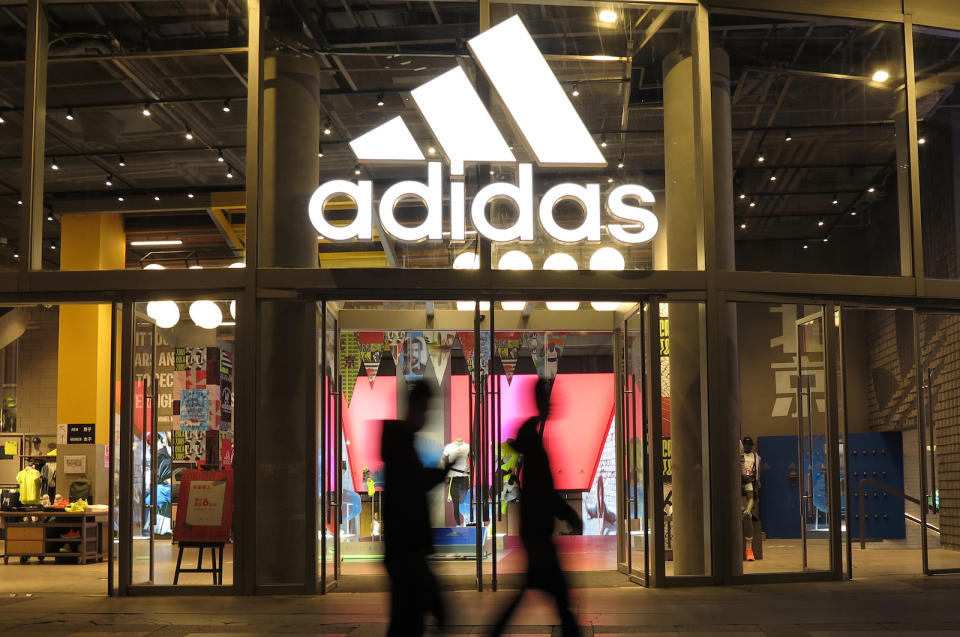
[
  {"left": 143, "top": 263, "right": 165, "bottom": 270},
  {"left": 131, "top": 239, "right": 183, "bottom": 246},
  {"left": 598, "top": 9, "right": 618, "bottom": 23},
  {"left": 230, "top": 299, "right": 236, "bottom": 319},
  {"left": 190, "top": 265, "right": 203, "bottom": 269},
  {"left": 872, "top": 69, "right": 889, "bottom": 83},
  {"left": 589, "top": 247, "right": 625, "bottom": 311},
  {"left": 498, "top": 250, "right": 533, "bottom": 311},
  {"left": 189, "top": 300, "right": 223, "bottom": 330},
  {"left": 543, "top": 253, "right": 579, "bottom": 310},
  {"left": 229, "top": 262, "right": 246, "bottom": 268},
  {"left": 453, "top": 252, "right": 490, "bottom": 311},
  {"left": 146, "top": 301, "right": 180, "bottom": 329}
]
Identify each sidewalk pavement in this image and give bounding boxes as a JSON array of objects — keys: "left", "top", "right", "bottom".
[{"left": 2, "top": 574, "right": 960, "bottom": 635}]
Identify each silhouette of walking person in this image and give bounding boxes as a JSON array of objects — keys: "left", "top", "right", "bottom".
[
  {"left": 381, "top": 380, "right": 448, "bottom": 636},
  {"left": 490, "top": 379, "right": 582, "bottom": 637}
]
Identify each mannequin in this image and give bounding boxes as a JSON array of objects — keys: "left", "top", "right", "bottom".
[
  {"left": 443, "top": 438, "right": 470, "bottom": 526},
  {"left": 741, "top": 436, "right": 761, "bottom": 561}
]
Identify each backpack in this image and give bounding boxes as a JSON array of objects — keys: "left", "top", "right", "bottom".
[{"left": 69, "top": 479, "right": 92, "bottom": 502}]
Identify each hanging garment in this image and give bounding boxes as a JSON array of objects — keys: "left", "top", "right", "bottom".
[{"left": 15, "top": 466, "right": 42, "bottom": 504}]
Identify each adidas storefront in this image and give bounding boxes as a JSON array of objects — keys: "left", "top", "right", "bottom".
[{"left": 4, "top": 0, "right": 960, "bottom": 597}]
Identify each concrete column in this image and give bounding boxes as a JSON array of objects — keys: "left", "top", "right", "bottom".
[
  {"left": 663, "top": 49, "right": 706, "bottom": 576},
  {"left": 255, "top": 48, "right": 321, "bottom": 588},
  {"left": 711, "top": 48, "right": 744, "bottom": 578}
]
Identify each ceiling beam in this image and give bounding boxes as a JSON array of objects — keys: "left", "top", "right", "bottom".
[
  {"left": 206, "top": 207, "right": 244, "bottom": 255},
  {"left": 51, "top": 191, "right": 244, "bottom": 214}
]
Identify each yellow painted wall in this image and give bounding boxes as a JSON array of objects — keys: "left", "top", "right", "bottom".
[{"left": 57, "top": 214, "right": 124, "bottom": 445}]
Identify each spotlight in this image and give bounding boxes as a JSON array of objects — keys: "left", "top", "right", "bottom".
[
  {"left": 376, "top": 92, "right": 385, "bottom": 107},
  {"left": 832, "top": 194, "right": 839, "bottom": 205},
  {"left": 118, "top": 155, "right": 126, "bottom": 167},
  {"left": 919, "top": 137, "right": 927, "bottom": 145},
  {"left": 50, "top": 157, "right": 59, "bottom": 171},
  {"left": 850, "top": 210, "right": 857, "bottom": 216},
  {"left": 740, "top": 222, "right": 747, "bottom": 230},
  {"left": 64, "top": 107, "right": 75, "bottom": 121},
  {"left": 803, "top": 242, "right": 809, "bottom": 250},
  {"left": 784, "top": 130, "right": 792, "bottom": 142},
  {"left": 489, "top": 169, "right": 495, "bottom": 176},
  {"left": 739, "top": 192, "right": 747, "bottom": 200},
  {"left": 105, "top": 174, "right": 113, "bottom": 187},
  {"left": 226, "top": 166, "right": 235, "bottom": 179},
  {"left": 872, "top": 69, "right": 889, "bottom": 83},
  {"left": 153, "top": 195, "right": 160, "bottom": 201},
  {"left": 12, "top": 253, "right": 18, "bottom": 259},
  {"left": 0, "top": 111, "right": 5, "bottom": 124},
  {"left": 428, "top": 146, "right": 437, "bottom": 155},
  {"left": 222, "top": 99, "right": 231, "bottom": 112},
  {"left": 217, "top": 149, "right": 225, "bottom": 163},
  {"left": 769, "top": 173, "right": 777, "bottom": 181},
  {"left": 354, "top": 165, "right": 362, "bottom": 176},
  {"left": 598, "top": 9, "right": 617, "bottom": 23},
  {"left": 323, "top": 120, "right": 332, "bottom": 135},
  {"left": 756, "top": 151, "right": 766, "bottom": 163},
  {"left": 749, "top": 200, "right": 757, "bottom": 208},
  {"left": 46, "top": 214, "right": 53, "bottom": 222},
  {"left": 867, "top": 186, "right": 875, "bottom": 193},
  {"left": 185, "top": 128, "right": 194, "bottom": 141},
  {"left": 617, "top": 155, "right": 624, "bottom": 169},
  {"left": 142, "top": 103, "right": 152, "bottom": 117},
  {"left": 117, "top": 196, "right": 124, "bottom": 202},
  {"left": 817, "top": 218, "right": 825, "bottom": 227},
  {"left": 17, "top": 198, "right": 22, "bottom": 205},
  {"left": 823, "top": 236, "right": 830, "bottom": 243},
  {"left": 318, "top": 144, "right": 324, "bottom": 158},
  {"left": 607, "top": 177, "right": 614, "bottom": 183},
  {"left": 49, "top": 242, "right": 56, "bottom": 251},
  {"left": 571, "top": 83, "right": 580, "bottom": 97},
  {"left": 187, "top": 193, "right": 195, "bottom": 199},
  {"left": 600, "top": 135, "right": 607, "bottom": 148}
]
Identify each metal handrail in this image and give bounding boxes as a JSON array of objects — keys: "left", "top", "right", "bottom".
[{"left": 857, "top": 478, "right": 936, "bottom": 549}]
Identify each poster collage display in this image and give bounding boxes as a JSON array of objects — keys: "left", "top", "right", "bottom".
[{"left": 337, "top": 330, "right": 568, "bottom": 404}]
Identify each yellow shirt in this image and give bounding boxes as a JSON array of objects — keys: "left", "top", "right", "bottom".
[{"left": 16, "top": 467, "right": 41, "bottom": 504}]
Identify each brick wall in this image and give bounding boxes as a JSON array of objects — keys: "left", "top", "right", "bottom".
[{"left": 15, "top": 306, "right": 59, "bottom": 438}]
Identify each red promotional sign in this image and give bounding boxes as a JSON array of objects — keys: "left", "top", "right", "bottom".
[{"left": 174, "top": 468, "right": 234, "bottom": 543}]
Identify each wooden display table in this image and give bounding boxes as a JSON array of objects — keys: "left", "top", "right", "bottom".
[{"left": 1, "top": 510, "right": 107, "bottom": 564}]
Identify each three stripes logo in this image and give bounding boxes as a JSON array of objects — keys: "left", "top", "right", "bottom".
[{"left": 309, "top": 15, "right": 658, "bottom": 246}]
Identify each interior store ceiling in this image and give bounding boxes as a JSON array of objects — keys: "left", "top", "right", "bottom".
[{"left": 0, "top": 1, "right": 945, "bottom": 269}]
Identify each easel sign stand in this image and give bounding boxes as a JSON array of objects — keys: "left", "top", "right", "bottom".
[{"left": 172, "top": 466, "right": 234, "bottom": 585}]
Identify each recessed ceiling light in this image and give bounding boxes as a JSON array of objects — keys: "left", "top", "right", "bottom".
[
  {"left": 598, "top": 9, "right": 618, "bottom": 23},
  {"left": 769, "top": 173, "right": 777, "bottom": 181},
  {"left": 427, "top": 146, "right": 437, "bottom": 155},
  {"left": 872, "top": 69, "right": 889, "bottom": 83},
  {"left": 607, "top": 177, "right": 613, "bottom": 183},
  {"left": 739, "top": 192, "right": 747, "bottom": 200}
]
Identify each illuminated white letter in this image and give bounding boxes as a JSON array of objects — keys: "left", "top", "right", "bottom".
[
  {"left": 538, "top": 183, "right": 601, "bottom": 243},
  {"left": 451, "top": 180, "right": 466, "bottom": 241},
  {"left": 308, "top": 180, "right": 373, "bottom": 240},
  {"left": 378, "top": 162, "right": 443, "bottom": 241},
  {"left": 607, "top": 184, "right": 658, "bottom": 244},
  {"left": 471, "top": 163, "right": 533, "bottom": 242}
]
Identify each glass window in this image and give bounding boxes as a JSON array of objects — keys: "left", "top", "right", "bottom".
[
  {"left": 914, "top": 26, "right": 960, "bottom": 280},
  {"left": 296, "top": 2, "right": 696, "bottom": 271},
  {"left": 0, "top": 4, "right": 26, "bottom": 271},
  {"left": 40, "top": 1, "right": 247, "bottom": 271},
  {"left": 712, "top": 12, "right": 908, "bottom": 276}
]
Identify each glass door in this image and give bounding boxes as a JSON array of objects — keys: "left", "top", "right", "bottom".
[
  {"left": 318, "top": 302, "right": 340, "bottom": 591},
  {"left": 616, "top": 306, "right": 648, "bottom": 584},
  {"left": 796, "top": 311, "right": 833, "bottom": 572}
]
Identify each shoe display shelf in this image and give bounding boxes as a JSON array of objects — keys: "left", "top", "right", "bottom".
[{"left": 0, "top": 510, "right": 107, "bottom": 564}]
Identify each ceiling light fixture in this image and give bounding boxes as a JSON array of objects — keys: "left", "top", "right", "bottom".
[
  {"left": 376, "top": 92, "right": 385, "bottom": 107},
  {"left": 117, "top": 196, "right": 124, "bottom": 202},
  {"left": 749, "top": 200, "right": 757, "bottom": 208},
  {"left": 867, "top": 186, "right": 875, "bottom": 193},
  {"left": 600, "top": 134, "right": 607, "bottom": 148},
  {"left": 803, "top": 241, "right": 809, "bottom": 250},
  {"left": 823, "top": 236, "right": 830, "bottom": 243},
  {"left": 184, "top": 128, "right": 194, "bottom": 141},
  {"left": 187, "top": 193, "right": 195, "bottom": 199},
  {"left": 222, "top": 99, "right": 231, "bottom": 112},
  {"left": 225, "top": 166, "right": 234, "bottom": 179},
  {"left": 740, "top": 222, "right": 747, "bottom": 230},
  {"left": 756, "top": 151, "right": 765, "bottom": 163},
  {"left": 354, "top": 165, "right": 362, "bottom": 176},
  {"left": 50, "top": 157, "right": 59, "bottom": 171},
  {"left": 919, "top": 137, "right": 927, "bottom": 145},
  {"left": 142, "top": 103, "right": 152, "bottom": 117},
  {"left": 817, "top": 218, "right": 825, "bottom": 227},
  {"left": 153, "top": 195, "right": 160, "bottom": 201},
  {"left": 872, "top": 69, "right": 890, "bottom": 83},
  {"left": 49, "top": 242, "right": 56, "bottom": 251},
  {"left": 46, "top": 214, "right": 53, "bottom": 222},
  {"left": 12, "top": 253, "right": 18, "bottom": 259},
  {"left": 142, "top": 263, "right": 165, "bottom": 270},
  {"left": 64, "top": 107, "right": 75, "bottom": 121},
  {"left": 832, "top": 194, "right": 839, "bottom": 205},
  {"left": 323, "top": 120, "right": 332, "bottom": 135},
  {"left": 607, "top": 177, "right": 614, "bottom": 183},
  {"left": 318, "top": 144, "right": 324, "bottom": 158},
  {"left": 769, "top": 173, "right": 777, "bottom": 181},
  {"left": 571, "top": 83, "right": 580, "bottom": 97},
  {"left": 739, "top": 192, "right": 747, "bottom": 200},
  {"left": 0, "top": 111, "right": 5, "bottom": 124},
  {"left": 130, "top": 239, "right": 184, "bottom": 246},
  {"left": 118, "top": 155, "right": 126, "bottom": 167},
  {"left": 617, "top": 155, "right": 624, "bottom": 169},
  {"left": 598, "top": 9, "right": 618, "bottom": 23},
  {"left": 104, "top": 174, "right": 113, "bottom": 187},
  {"left": 17, "top": 198, "right": 22, "bottom": 205},
  {"left": 427, "top": 146, "right": 437, "bottom": 155},
  {"left": 784, "top": 130, "right": 792, "bottom": 142},
  {"left": 498, "top": 250, "right": 534, "bottom": 311},
  {"left": 216, "top": 149, "right": 225, "bottom": 163},
  {"left": 850, "top": 210, "right": 857, "bottom": 216}
]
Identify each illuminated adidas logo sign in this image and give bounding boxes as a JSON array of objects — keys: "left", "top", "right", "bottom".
[{"left": 308, "top": 15, "right": 658, "bottom": 246}]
